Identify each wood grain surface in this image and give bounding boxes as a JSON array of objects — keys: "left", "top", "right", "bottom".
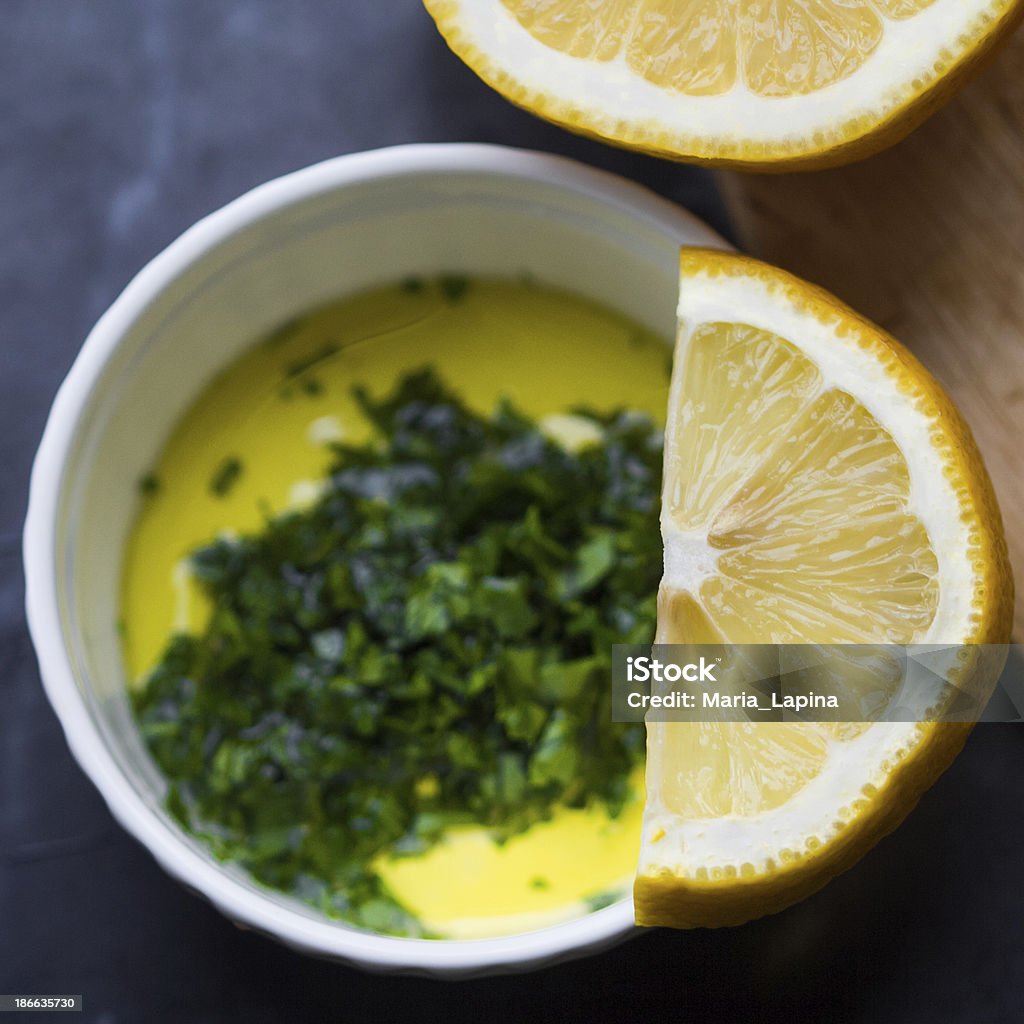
[{"left": 719, "top": 32, "right": 1024, "bottom": 640}]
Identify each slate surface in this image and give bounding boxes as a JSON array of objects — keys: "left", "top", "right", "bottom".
[{"left": 2, "top": 3, "right": 1021, "bottom": 1022}]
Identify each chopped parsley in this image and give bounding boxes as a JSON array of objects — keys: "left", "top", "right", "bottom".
[
  {"left": 133, "top": 369, "right": 662, "bottom": 936},
  {"left": 438, "top": 274, "right": 470, "bottom": 304},
  {"left": 284, "top": 343, "right": 340, "bottom": 381},
  {"left": 585, "top": 889, "right": 620, "bottom": 912},
  {"left": 138, "top": 472, "right": 161, "bottom": 498},
  {"left": 279, "top": 343, "right": 341, "bottom": 401},
  {"left": 209, "top": 456, "right": 244, "bottom": 498}
]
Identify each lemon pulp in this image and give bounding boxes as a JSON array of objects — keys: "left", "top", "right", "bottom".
[
  {"left": 502, "top": 0, "right": 937, "bottom": 97},
  {"left": 121, "top": 278, "right": 668, "bottom": 938},
  {"left": 654, "top": 312, "right": 944, "bottom": 822}
]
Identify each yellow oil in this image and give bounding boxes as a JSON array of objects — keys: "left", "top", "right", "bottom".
[{"left": 121, "top": 277, "right": 668, "bottom": 938}]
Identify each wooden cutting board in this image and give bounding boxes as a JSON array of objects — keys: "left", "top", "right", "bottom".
[{"left": 719, "top": 32, "right": 1024, "bottom": 641}]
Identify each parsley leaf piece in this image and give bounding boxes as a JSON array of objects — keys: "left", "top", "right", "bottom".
[{"left": 209, "top": 456, "right": 244, "bottom": 498}]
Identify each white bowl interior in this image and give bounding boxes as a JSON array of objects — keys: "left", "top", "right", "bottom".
[{"left": 34, "top": 147, "right": 723, "bottom": 974}]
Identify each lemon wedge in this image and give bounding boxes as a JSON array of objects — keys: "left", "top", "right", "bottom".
[
  {"left": 635, "top": 250, "right": 1012, "bottom": 928},
  {"left": 424, "top": 0, "right": 1024, "bottom": 168}
]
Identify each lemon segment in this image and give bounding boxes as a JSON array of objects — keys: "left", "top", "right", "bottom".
[
  {"left": 635, "top": 250, "right": 1012, "bottom": 928},
  {"left": 503, "top": 0, "right": 888, "bottom": 97},
  {"left": 425, "top": 0, "right": 1024, "bottom": 168}
]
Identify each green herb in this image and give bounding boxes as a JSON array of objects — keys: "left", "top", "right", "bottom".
[
  {"left": 438, "top": 274, "right": 470, "bottom": 304},
  {"left": 284, "top": 343, "right": 340, "bottom": 381},
  {"left": 400, "top": 276, "right": 425, "bottom": 294},
  {"left": 138, "top": 472, "right": 160, "bottom": 497},
  {"left": 134, "top": 369, "right": 662, "bottom": 936},
  {"left": 209, "top": 456, "right": 244, "bottom": 498},
  {"left": 530, "top": 876, "right": 550, "bottom": 891},
  {"left": 585, "top": 889, "right": 620, "bottom": 912}
]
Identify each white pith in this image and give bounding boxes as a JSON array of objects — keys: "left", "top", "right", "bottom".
[
  {"left": 443, "top": 0, "right": 1009, "bottom": 148},
  {"left": 663, "top": 530, "right": 721, "bottom": 591},
  {"left": 640, "top": 267, "right": 980, "bottom": 877}
]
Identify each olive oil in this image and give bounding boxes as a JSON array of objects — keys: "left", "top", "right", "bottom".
[{"left": 122, "top": 277, "right": 669, "bottom": 938}]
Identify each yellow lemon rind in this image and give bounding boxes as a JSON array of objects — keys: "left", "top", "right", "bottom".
[
  {"left": 634, "top": 720, "right": 972, "bottom": 927},
  {"left": 422, "top": 1, "right": 1024, "bottom": 171}
]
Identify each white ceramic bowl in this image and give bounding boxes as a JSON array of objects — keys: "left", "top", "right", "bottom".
[{"left": 23, "top": 144, "right": 724, "bottom": 976}]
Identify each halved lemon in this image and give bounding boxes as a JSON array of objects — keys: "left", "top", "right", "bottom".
[
  {"left": 423, "top": 0, "right": 1024, "bottom": 169},
  {"left": 635, "top": 250, "right": 1012, "bottom": 928}
]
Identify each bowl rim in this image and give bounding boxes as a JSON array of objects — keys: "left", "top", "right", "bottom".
[{"left": 23, "top": 142, "right": 725, "bottom": 974}]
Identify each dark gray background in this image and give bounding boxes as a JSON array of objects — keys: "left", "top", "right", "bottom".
[{"left": 2, "top": 3, "right": 1021, "bottom": 1022}]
